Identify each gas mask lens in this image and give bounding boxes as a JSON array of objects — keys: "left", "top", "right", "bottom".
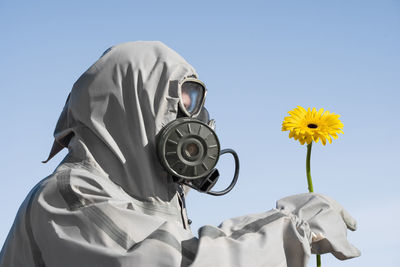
[{"left": 179, "top": 79, "right": 206, "bottom": 117}]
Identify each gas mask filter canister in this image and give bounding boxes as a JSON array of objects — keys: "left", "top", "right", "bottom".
[{"left": 157, "top": 78, "right": 239, "bottom": 196}]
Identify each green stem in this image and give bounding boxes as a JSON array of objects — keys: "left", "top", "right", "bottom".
[
  {"left": 317, "top": 254, "right": 321, "bottom": 267},
  {"left": 306, "top": 143, "right": 314, "bottom": 193},
  {"left": 306, "top": 142, "right": 321, "bottom": 267}
]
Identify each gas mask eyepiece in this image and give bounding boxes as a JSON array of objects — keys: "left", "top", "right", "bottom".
[
  {"left": 178, "top": 78, "right": 207, "bottom": 118},
  {"left": 157, "top": 78, "right": 239, "bottom": 196}
]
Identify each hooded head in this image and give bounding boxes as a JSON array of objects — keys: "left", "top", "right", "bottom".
[{"left": 48, "top": 41, "right": 198, "bottom": 201}]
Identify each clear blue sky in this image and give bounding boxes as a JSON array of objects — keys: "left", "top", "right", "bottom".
[{"left": 1, "top": 1, "right": 399, "bottom": 266}]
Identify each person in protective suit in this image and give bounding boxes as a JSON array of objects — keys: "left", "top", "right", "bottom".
[{"left": 0, "top": 41, "right": 360, "bottom": 267}]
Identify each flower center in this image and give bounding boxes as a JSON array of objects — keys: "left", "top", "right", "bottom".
[{"left": 307, "top": 123, "right": 318, "bottom": 129}]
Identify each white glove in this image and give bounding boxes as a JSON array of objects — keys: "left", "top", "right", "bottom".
[{"left": 276, "top": 193, "right": 361, "bottom": 260}]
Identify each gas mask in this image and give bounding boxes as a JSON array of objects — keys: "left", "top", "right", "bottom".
[{"left": 157, "top": 78, "right": 239, "bottom": 196}]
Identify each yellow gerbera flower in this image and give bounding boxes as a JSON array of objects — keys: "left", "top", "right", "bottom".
[{"left": 282, "top": 106, "right": 344, "bottom": 145}]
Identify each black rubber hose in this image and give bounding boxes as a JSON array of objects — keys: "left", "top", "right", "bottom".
[{"left": 207, "top": 148, "right": 240, "bottom": 196}]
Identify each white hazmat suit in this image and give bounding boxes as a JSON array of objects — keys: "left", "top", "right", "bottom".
[{"left": 0, "top": 41, "right": 360, "bottom": 267}]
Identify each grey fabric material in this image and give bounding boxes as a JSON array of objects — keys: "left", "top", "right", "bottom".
[
  {"left": 0, "top": 41, "right": 359, "bottom": 267},
  {"left": 24, "top": 185, "right": 46, "bottom": 267},
  {"left": 276, "top": 193, "right": 361, "bottom": 260}
]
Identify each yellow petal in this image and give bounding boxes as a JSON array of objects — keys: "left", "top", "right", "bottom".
[{"left": 282, "top": 106, "right": 343, "bottom": 145}]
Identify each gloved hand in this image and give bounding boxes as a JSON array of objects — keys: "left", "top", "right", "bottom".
[{"left": 276, "top": 193, "right": 361, "bottom": 260}]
